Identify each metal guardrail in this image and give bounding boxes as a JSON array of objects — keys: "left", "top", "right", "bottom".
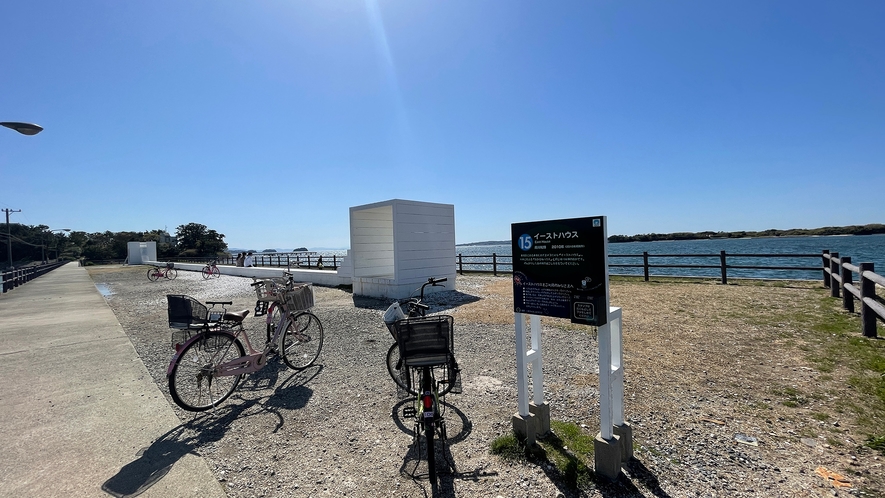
[
  {"left": 171, "top": 253, "right": 340, "bottom": 270},
  {"left": 1, "top": 261, "right": 67, "bottom": 293}
]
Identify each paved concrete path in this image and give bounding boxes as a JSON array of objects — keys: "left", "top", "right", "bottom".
[{"left": 0, "top": 263, "right": 225, "bottom": 498}]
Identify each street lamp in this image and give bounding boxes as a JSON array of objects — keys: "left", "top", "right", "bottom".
[
  {"left": 0, "top": 122, "right": 43, "bottom": 136},
  {"left": 42, "top": 229, "right": 71, "bottom": 263},
  {"left": 3, "top": 121, "right": 43, "bottom": 268}
]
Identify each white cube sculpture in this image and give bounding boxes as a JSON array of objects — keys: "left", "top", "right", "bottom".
[{"left": 349, "top": 199, "right": 456, "bottom": 299}]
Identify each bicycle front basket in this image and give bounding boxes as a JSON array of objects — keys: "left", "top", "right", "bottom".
[{"left": 254, "top": 279, "right": 283, "bottom": 302}]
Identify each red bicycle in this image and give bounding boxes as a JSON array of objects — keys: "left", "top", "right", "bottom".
[
  {"left": 201, "top": 260, "right": 221, "bottom": 279},
  {"left": 147, "top": 263, "right": 178, "bottom": 281}
]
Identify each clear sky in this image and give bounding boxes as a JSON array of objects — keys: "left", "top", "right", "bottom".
[{"left": 2, "top": 1, "right": 882, "bottom": 250}]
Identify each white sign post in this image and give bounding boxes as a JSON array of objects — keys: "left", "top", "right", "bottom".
[
  {"left": 509, "top": 216, "right": 630, "bottom": 480},
  {"left": 595, "top": 306, "right": 631, "bottom": 480},
  {"left": 512, "top": 313, "right": 548, "bottom": 444}
]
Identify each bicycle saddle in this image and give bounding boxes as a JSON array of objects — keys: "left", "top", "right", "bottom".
[{"left": 223, "top": 309, "right": 251, "bottom": 323}]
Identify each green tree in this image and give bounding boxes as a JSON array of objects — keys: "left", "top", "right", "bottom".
[{"left": 175, "top": 223, "right": 227, "bottom": 257}]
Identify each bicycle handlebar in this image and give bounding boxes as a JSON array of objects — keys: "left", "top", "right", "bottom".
[{"left": 206, "top": 301, "right": 232, "bottom": 306}]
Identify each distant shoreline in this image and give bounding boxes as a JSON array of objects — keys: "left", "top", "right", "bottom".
[{"left": 458, "top": 224, "right": 885, "bottom": 246}]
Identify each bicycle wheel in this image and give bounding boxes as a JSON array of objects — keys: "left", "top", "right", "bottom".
[
  {"left": 436, "top": 362, "right": 459, "bottom": 397},
  {"left": 201, "top": 266, "right": 211, "bottom": 279},
  {"left": 165, "top": 268, "right": 178, "bottom": 280},
  {"left": 281, "top": 311, "right": 324, "bottom": 370},
  {"left": 147, "top": 268, "right": 160, "bottom": 282},
  {"left": 211, "top": 266, "right": 221, "bottom": 278},
  {"left": 266, "top": 303, "right": 283, "bottom": 344},
  {"left": 168, "top": 331, "right": 245, "bottom": 411},
  {"left": 387, "top": 343, "right": 417, "bottom": 395}
]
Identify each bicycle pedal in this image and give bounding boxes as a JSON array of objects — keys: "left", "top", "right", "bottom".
[{"left": 402, "top": 406, "right": 417, "bottom": 419}]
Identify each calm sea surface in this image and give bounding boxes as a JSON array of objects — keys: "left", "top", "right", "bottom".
[{"left": 454, "top": 234, "right": 885, "bottom": 280}]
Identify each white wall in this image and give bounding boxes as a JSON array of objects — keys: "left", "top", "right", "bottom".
[
  {"left": 350, "top": 204, "right": 394, "bottom": 279},
  {"left": 349, "top": 199, "right": 457, "bottom": 299},
  {"left": 126, "top": 242, "right": 157, "bottom": 265}
]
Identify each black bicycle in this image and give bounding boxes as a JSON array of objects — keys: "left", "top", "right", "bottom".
[{"left": 383, "top": 277, "right": 461, "bottom": 482}]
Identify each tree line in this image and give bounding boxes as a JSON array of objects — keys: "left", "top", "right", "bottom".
[
  {"left": 3, "top": 222, "right": 227, "bottom": 267},
  {"left": 607, "top": 224, "right": 885, "bottom": 243}
]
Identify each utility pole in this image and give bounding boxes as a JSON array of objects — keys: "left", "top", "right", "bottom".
[{"left": 4, "top": 208, "right": 21, "bottom": 268}]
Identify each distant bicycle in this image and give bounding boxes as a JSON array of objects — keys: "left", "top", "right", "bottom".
[
  {"left": 201, "top": 260, "right": 221, "bottom": 279},
  {"left": 148, "top": 262, "right": 177, "bottom": 281}
]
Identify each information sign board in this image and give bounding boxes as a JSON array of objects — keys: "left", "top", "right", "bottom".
[{"left": 511, "top": 216, "right": 608, "bottom": 325}]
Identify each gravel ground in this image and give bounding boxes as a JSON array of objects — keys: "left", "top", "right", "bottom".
[{"left": 88, "top": 266, "right": 884, "bottom": 498}]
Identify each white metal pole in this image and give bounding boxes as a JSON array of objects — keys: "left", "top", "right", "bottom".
[
  {"left": 598, "top": 318, "right": 613, "bottom": 440},
  {"left": 514, "top": 312, "right": 529, "bottom": 417},
  {"left": 530, "top": 314, "right": 544, "bottom": 405}
]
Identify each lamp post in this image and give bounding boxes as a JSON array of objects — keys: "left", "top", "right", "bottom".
[
  {"left": 42, "top": 229, "right": 71, "bottom": 263},
  {"left": 0, "top": 122, "right": 43, "bottom": 136},
  {"left": 2, "top": 121, "right": 43, "bottom": 269}
]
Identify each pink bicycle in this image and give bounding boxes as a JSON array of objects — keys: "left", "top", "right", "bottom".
[{"left": 165, "top": 286, "right": 323, "bottom": 411}]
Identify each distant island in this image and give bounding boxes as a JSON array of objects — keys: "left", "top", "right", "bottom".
[{"left": 458, "top": 223, "right": 885, "bottom": 246}]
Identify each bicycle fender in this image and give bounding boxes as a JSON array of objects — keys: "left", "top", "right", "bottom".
[{"left": 166, "top": 333, "right": 206, "bottom": 377}]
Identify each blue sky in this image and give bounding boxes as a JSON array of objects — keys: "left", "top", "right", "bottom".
[{"left": 2, "top": 1, "right": 882, "bottom": 250}]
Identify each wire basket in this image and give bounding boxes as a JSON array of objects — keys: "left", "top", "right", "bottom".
[
  {"left": 280, "top": 284, "right": 314, "bottom": 312},
  {"left": 254, "top": 278, "right": 288, "bottom": 302}
]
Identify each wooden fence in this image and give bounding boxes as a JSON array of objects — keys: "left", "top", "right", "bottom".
[
  {"left": 457, "top": 251, "right": 823, "bottom": 282},
  {"left": 822, "top": 250, "right": 885, "bottom": 338},
  {"left": 459, "top": 250, "right": 883, "bottom": 337}
]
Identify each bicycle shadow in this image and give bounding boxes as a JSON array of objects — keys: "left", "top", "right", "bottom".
[
  {"left": 351, "top": 291, "right": 481, "bottom": 314},
  {"left": 100, "top": 404, "right": 247, "bottom": 498},
  {"left": 102, "top": 365, "right": 322, "bottom": 497},
  {"left": 391, "top": 399, "right": 498, "bottom": 497}
]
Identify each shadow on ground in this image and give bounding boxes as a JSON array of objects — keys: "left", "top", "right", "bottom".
[
  {"left": 101, "top": 365, "right": 321, "bottom": 497},
  {"left": 352, "top": 291, "right": 481, "bottom": 314}
]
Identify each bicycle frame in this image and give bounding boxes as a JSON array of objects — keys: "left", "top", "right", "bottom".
[{"left": 166, "top": 310, "right": 291, "bottom": 378}]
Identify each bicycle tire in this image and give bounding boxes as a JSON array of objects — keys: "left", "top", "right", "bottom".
[
  {"left": 281, "top": 311, "right": 324, "bottom": 370},
  {"left": 168, "top": 331, "right": 245, "bottom": 411},
  {"left": 422, "top": 369, "right": 437, "bottom": 482},
  {"left": 201, "top": 266, "right": 211, "bottom": 279},
  {"left": 266, "top": 303, "right": 282, "bottom": 344},
  {"left": 165, "top": 268, "right": 178, "bottom": 280},
  {"left": 211, "top": 266, "right": 221, "bottom": 278},
  {"left": 147, "top": 268, "right": 160, "bottom": 282},
  {"left": 387, "top": 343, "right": 418, "bottom": 395}
]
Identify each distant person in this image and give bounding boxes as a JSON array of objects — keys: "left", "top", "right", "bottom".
[
  {"left": 317, "top": 255, "right": 324, "bottom": 270},
  {"left": 236, "top": 252, "right": 245, "bottom": 267},
  {"left": 244, "top": 252, "right": 254, "bottom": 268}
]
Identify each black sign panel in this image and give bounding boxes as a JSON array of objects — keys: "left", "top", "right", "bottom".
[{"left": 511, "top": 216, "right": 608, "bottom": 325}]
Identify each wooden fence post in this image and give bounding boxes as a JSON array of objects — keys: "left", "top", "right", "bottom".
[
  {"left": 492, "top": 253, "right": 498, "bottom": 276},
  {"left": 859, "top": 263, "right": 877, "bottom": 338},
  {"left": 642, "top": 252, "right": 649, "bottom": 282},
  {"left": 829, "top": 252, "right": 840, "bottom": 298},
  {"left": 840, "top": 256, "right": 853, "bottom": 313},
  {"left": 458, "top": 254, "right": 463, "bottom": 275},
  {"left": 822, "top": 250, "right": 831, "bottom": 288},
  {"left": 720, "top": 251, "right": 728, "bottom": 285}
]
